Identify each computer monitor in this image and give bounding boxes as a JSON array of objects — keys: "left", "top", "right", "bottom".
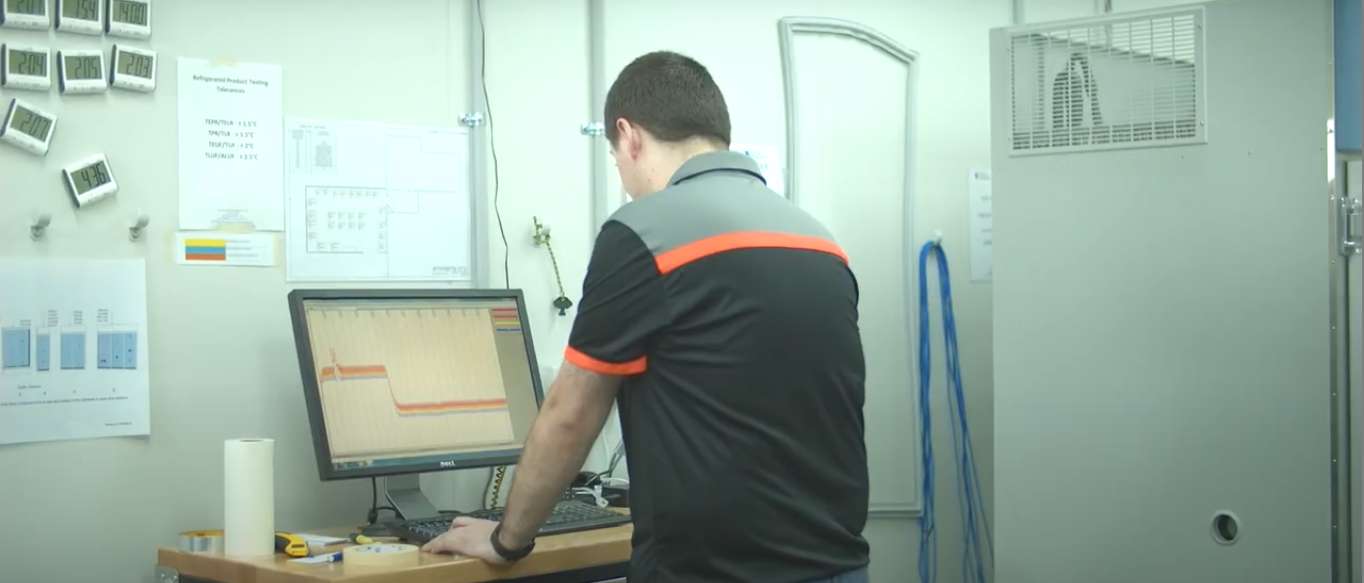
[{"left": 288, "top": 289, "right": 545, "bottom": 517}]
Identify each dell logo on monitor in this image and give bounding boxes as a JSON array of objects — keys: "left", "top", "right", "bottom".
[{"left": 439, "top": 460, "right": 459, "bottom": 468}]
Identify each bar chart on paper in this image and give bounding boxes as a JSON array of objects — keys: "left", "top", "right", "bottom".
[
  {"left": 0, "top": 259, "right": 150, "bottom": 445},
  {"left": 305, "top": 305, "right": 515, "bottom": 459},
  {"left": 174, "top": 232, "right": 277, "bottom": 267}
]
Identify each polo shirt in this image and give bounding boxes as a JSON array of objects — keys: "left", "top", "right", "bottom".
[{"left": 565, "top": 151, "right": 870, "bottom": 583}]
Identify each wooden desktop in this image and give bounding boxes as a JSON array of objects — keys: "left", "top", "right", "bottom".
[{"left": 153, "top": 524, "right": 632, "bottom": 583}]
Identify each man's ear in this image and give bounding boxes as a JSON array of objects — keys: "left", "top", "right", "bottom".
[{"left": 615, "top": 119, "right": 642, "bottom": 159}]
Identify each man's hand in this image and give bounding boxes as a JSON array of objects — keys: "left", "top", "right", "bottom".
[{"left": 420, "top": 517, "right": 506, "bottom": 564}]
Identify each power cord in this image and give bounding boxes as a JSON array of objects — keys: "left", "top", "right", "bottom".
[
  {"left": 475, "top": 0, "right": 513, "bottom": 503},
  {"left": 485, "top": 465, "right": 508, "bottom": 509},
  {"left": 604, "top": 440, "right": 626, "bottom": 477},
  {"left": 917, "top": 240, "right": 993, "bottom": 583},
  {"left": 532, "top": 217, "right": 573, "bottom": 315},
  {"left": 366, "top": 477, "right": 398, "bottom": 525},
  {"left": 475, "top": 0, "right": 508, "bottom": 290},
  {"left": 1051, "top": 53, "right": 1104, "bottom": 133}
]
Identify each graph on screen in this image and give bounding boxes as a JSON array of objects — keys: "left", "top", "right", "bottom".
[{"left": 306, "top": 305, "right": 516, "bottom": 459}]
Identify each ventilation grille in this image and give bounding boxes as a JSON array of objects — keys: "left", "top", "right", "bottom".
[{"left": 1008, "top": 8, "right": 1205, "bottom": 155}]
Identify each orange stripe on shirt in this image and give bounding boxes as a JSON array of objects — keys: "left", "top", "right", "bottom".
[
  {"left": 564, "top": 346, "right": 648, "bottom": 376},
  {"left": 653, "top": 231, "right": 848, "bottom": 275}
]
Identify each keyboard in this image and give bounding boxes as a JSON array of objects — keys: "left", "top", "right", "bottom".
[{"left": 386, "top": 500, "right": 631, "bottom": 545}]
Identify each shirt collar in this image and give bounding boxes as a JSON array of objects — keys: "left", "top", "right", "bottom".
[{"left": 668, "top": 150, "right": 766, "bottom": 186}]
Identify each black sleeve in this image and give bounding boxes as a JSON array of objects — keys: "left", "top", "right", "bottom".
[{"left": 564, "top": 220, "right": 669, "bottom": 375}]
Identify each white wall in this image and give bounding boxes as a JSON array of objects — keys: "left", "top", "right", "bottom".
[{"left": 0, "top": 1, "right": 1209, "bottom": 582}]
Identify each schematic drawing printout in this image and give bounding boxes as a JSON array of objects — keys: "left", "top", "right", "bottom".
[
  {"left": 0, "top": 259, "right": 151, "bottom": 445},
  {"left": 305, "top": 303, "right": 516, "bottom": 462},
  {"left": 284, "top": 118, "right": 473, "bottom": 282}
]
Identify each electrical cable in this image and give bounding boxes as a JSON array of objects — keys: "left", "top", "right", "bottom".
[
  {"left": 475, "top": 0, "right": 512, "bottom": 507},
  {"left": 532, "top": 217, "right": 573, "bottom": 315},
  {"left": 917, "top": 240, "right": 994, "bottom": 583},
  {"left": 366, "top": 477, "right": 397, "bottom": 525},
  {"left": 917, "top": 243, "right": 938, "bottom": 583},
  {"left": 604, "top": 440, "right": 626, "bottom": 477},
  {"left": 475, "top": 0, "right": 508, "bottom": 290},
  {"left": 487, "top": 465, "right": 508, "bottom": 509}
]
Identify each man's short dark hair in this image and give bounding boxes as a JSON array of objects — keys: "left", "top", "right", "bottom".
[{"left": 604, "top": 51, "right": 731, "bottom": 148}]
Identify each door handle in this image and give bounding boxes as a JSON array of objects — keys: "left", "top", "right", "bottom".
[{"left": 1340, "top": 197, "right": 1361, "bottom": 257}]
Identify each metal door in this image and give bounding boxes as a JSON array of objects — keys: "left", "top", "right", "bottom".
[{"left": 989, "top": 1, "right": 1333, "bottom": 581}]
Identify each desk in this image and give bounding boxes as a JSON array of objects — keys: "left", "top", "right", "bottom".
[{"left": 154, "top": 525, "right": 632, "bottom": 583}]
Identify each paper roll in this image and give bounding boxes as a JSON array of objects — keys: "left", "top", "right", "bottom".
[{"left": 223, "top": 438, "right": 275, "bottom": 557}]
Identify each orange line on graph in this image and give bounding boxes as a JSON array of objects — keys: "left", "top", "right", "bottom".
[{"left": 319, "top": 351, "right": 507, "bottom": 417}]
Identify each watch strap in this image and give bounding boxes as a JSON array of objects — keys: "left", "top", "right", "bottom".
[{"left": 490, "top": 523, "right": 535, "bottom": 562}]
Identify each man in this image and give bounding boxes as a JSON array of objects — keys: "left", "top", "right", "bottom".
[{"left": 423, "top": 50, "right": 870, "bottom": 583}]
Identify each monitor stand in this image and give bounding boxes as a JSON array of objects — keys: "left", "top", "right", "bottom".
[{"left": 383, "top": 474, "right": 440, "bottom": 520}]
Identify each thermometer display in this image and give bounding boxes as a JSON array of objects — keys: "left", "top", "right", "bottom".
[
  {"left": 62, "top": 153, "right": 120, "bottom": 208},
  {"left": 1, "top": 0, "right": 51, "bottom": 30},
  {"left": 1, "top": 44, "right": 52, "bottom": 91},
  {"left": 55, "top": 0, "right": 102, "bottom": 35},
  {"left": 0, "top": 98, "right": 57, "bottom": 156},
  {"left": 58, "top": 49, "right": 107, "bottom": 94},
  {"left": 106, "top": 0, "right": 150, "bottom": 39},
  {"left": 110, "top": 45, "right": 156, "bottom": 92}
]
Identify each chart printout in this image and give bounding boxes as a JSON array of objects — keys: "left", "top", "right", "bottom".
[{"left": 0, "top": 259, "right": 151, "bottom": 444}]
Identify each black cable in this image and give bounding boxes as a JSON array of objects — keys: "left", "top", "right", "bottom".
[
  {"left": 475, "top": 0, "right": 509, "bottom": 289},
  {"left": 1073, "top": 54, "right": 1103, "bottom": 127},
  {"left": 482, "top": 468, "right": 496, "bottom": 510},
  {"left": 366, "top": 477, "right": 397, "bottom": 524},
  {"left": 605, "top": 441, "right": 625, "bottom": 478},
  {"left": 476, "top": 0, "right": 512, "bottom": 503}
]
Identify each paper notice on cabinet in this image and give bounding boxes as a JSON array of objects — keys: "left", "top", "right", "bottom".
[
  {"left": 968, "top": 168, "right": 993, "bottom": 282},
  {"left": 732, "top": 144, "right": 785, "bottom": 198},
  {"left": 177, "top": 58, "right": 285, "bottom": 231}
]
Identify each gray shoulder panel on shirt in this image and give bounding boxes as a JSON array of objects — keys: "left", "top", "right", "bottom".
[{"left": 608, "top": 151, "right": 838, "bottom": 257}]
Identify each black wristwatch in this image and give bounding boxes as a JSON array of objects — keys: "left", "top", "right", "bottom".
[{"left": 490, "top": 523, "right": 536, "bottom": 562}]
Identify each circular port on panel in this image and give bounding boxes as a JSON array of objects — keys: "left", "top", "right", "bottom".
[{"left": 1211, "top": 511, "right": 1240, "bottom": 545}]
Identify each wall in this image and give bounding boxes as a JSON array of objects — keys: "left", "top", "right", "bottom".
[
  {"left": 0, "top": 2, "right": 595, "bottom": 582},
  {"left": 0, "top": 1, "right": 1224, "bottom": 582}
]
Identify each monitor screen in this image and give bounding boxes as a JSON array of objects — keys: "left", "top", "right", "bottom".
[{"left": 291, "top": 291, "right": 542, "bottom": 479}]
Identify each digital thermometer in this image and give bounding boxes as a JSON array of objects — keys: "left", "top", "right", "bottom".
[
  {"left": 62, "top": 154, "right": 119, "bottom": 208},
  {"left": 1, "top": 44, "right": 52, "bottom": 92},
  {"left": 105, "top": 0, "right": 150, "bottom": 39},
  {"left": 110, "top": 45, "right": 156, "bottom": 92},
  {"left": 55, "top": 0, "right": 102, "bottom": 35},
  {"left": 0, "top": 0, "right": 51, "bottom": 30},
  {"left": 0, "top": 98, "right": 56, "bottom": 156},
  {"left": 58, "top": 49, "right": 107, "bottom": 94}
]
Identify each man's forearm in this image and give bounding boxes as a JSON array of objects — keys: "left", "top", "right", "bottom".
[{"left": 497, "top": 363, "right": 618, "bottom": 548}]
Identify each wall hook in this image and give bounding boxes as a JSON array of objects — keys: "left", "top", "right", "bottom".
[
  {"left": 30, "top": 214, "right": 51, "bottom": 240},
  {"left": 129, "top": 212, "right": 150, "bottom": 241},
  {"left": 30, "top": 215, "right": 51, "bottom": 240}
]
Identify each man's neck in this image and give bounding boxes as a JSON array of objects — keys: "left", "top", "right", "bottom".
[{"left": 645, "top": 143, "right": 724, "bottom": 194}]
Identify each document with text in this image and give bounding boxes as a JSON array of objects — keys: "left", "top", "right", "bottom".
[{"left": 176, "top": 58, "right": 285, "bottom": 231}]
